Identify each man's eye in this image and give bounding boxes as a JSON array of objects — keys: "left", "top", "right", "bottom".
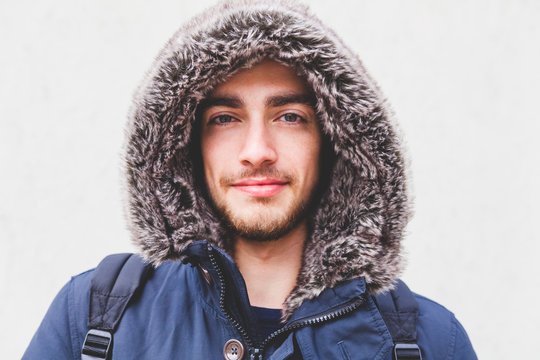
[
  {"left": 280, "top": 113, "right": 304, "bottom": 123},
  {"left": 210, "top": 115, "right": 235, "bottom": 125}
]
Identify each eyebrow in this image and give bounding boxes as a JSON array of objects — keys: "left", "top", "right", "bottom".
[
  {"left": 198, "top": 93, "right": 315, "bottom": 114},
  {"left": 198, "top": 96, "right": 243, "bottom": 111},
  {"left": 266, "top": 93, "right": 315, "bottom": 107}
]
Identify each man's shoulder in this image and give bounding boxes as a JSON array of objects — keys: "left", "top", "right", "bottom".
[
  {"left": 64, "top": 256, "right": 203, "bottom": 325},
  {"left": 414, "top": 292, "right": 456, "bottom": 322},
  {"left": 69, "top": 256, "right": 189, "bottom": 289},
  {"left": 411, "top": 291, "right": 477, "bottom": 359}
]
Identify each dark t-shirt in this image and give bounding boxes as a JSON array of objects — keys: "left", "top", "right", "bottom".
[{"left": 251, "top": 305, "right": 283, "bottom": 340}]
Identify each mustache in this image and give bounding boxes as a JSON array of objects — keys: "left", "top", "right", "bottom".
[{"left": 219, "top": 168, "right": 295, "bottom": 186}]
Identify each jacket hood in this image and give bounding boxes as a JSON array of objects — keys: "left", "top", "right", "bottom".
[{"left": 124, "top": 0, "right": 412, "bottom": 319}]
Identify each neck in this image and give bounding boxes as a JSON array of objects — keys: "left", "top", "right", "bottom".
[{"left": 233, "top": 222, "right": 307, "bottom": 309}]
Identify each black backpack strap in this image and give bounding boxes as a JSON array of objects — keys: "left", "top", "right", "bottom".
[
  {"left": 81, "top": 253, "right": 152, "bottom": 360},
  {"left": 373, "top": 280, "right": 422, "bottom": 360}
]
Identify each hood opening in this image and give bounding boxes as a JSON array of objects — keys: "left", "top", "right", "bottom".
[{"left": 124, "top": 0, "right": 411, "bottom": 319}]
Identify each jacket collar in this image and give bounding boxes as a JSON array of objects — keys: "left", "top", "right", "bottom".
[{"left": 183, "top": 240, "right": 367, "bottom": 323}]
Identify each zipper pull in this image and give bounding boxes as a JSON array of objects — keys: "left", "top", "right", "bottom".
[{"left": 250, "top": 348, "right": 262, "bottom": 360}]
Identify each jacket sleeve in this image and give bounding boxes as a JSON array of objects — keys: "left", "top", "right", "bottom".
[
  {"left": 23, "top": 279, "right": 79, "bottom": 360},
  {"left": 450, "top": 316, "right": 477, "bottom": 360},
  {"left": 415, "top": 293, "right": 478, "bottom": 360}
]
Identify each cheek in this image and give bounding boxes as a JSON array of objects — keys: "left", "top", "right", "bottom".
[
  {"left": 304, "top": 146, "right": 321, "bottom": 188},
  {"left": 281, "top": 132, "right": 321, "bottom": 186},
  {"left": 305, "top": 134, "right": 322, "bottom": 188},
  {"left": 200, "top": 132, "right": 239, "bottom": 190},
  {"left": 200, "top": 136, "right": 221, "bottom": 190}
]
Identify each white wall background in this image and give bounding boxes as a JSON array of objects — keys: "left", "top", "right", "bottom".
[{"left": 1, "top": 0, "right": 539, "bottom": 358}]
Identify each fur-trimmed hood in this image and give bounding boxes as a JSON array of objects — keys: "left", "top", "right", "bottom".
[{"left": 124, "top": 0, "right": 412, "bottom": 319}]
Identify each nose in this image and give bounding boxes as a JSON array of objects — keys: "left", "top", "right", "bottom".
[{"left": 238, "top": 121, "right": 277, "bottom": 168}]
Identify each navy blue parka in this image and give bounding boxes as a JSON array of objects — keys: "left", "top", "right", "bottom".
[
  {"left": 25, "top": 241, "right": 476, "bottom": 359},
  {"left": 25, "top": 0, "right": 477, "bottom": 358}
]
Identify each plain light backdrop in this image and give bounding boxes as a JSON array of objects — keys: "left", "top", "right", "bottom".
[{"left": 1, "top": 0, "right": 539, "bottom": 358}]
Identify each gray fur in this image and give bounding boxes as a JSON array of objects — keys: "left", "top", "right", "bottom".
[{"left": 123, "top": 0, "right": 412, "bottom": 320}]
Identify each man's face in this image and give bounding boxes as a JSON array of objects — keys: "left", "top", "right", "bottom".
[{"left": 200, "top": 60, "right": 321, "bottom": 241}]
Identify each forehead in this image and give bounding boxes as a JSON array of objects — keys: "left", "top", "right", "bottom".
[{"left": 208, "top": 60, "right": 312, "bottom": 98}]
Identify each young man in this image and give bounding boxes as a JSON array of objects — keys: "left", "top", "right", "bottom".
[{"left": 25, "top": 1, "right": 476, "bottom": 359}]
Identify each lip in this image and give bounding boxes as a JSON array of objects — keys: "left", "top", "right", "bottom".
[{"left": 231, "top": 178, "right": 288, "bottom": 197}]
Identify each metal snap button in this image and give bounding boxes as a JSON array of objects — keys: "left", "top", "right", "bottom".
[
  {"left": 197, "top": 264, "right": 213, "bottom": 286},
  {"left": 223, "top": 339, "right": 244, "bottom": 360}
]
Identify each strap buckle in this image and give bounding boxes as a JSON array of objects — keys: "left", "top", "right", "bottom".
[
  {"left": 394, "top": 343, "right": 422, "bottom": 360},
  {"left": 81, "top": 329, "right": 112, "bottom": 359}
]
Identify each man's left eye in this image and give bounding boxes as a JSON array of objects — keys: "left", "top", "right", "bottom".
[{"left": 280, "top": 113, "right": 304, "bottom": 123}]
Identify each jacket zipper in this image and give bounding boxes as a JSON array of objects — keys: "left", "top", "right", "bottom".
[
  {"left": 259, "top": 295, "right": 366, "bottom": 350},
  {"left": 208, "top": 245, "right": 367, "bottom": 360},
  {"left": 208, "top": 246, "right": 257, "bottom": 350}
]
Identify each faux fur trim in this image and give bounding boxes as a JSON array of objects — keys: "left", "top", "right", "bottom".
[{"left": 123, "top": 0, "right": 412, "bottom": 320}]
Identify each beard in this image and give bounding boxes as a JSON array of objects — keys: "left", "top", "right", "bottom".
[
  {"left": 218, "top": 193, "right": 310, "bottom": 241},
  {"left": 210, "top": 168, "right": 316, "bottom": 242}
]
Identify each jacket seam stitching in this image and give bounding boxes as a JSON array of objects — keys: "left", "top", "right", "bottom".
[
  {"left": 445, "top": 315, "right": 458, "bottom": 360},
  {"left": 367, "top": 295, "right": 393, "bottom": 360},
  {"left": 91, "top": 292, "right": 131, "bottom": 298},
  {"left": 67, "top": 278, "right": 79, "bottom": 359},
  {"left": 337, "top": 340, "right": 351, "bottom": 360}
]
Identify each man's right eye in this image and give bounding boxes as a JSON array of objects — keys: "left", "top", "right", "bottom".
[{"left": 209, "top": 114, "right": 235, "bottom": 125}]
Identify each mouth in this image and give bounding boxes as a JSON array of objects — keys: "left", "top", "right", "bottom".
[{"left": 231, "top": 178, "right": 289, "bottom": 198}]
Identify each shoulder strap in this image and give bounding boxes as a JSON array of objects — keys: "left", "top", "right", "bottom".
[
  {"left": 81, "top": 253, "right": 152, "bottom": 360},
  {"left": 373, "top": 279, "right": 423, "bottom": 360}
]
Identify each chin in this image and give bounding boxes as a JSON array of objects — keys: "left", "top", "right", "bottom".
[
  {"left": 222, "top": 200, "right": 308, "bottom": 241},
  {"left": 228, "top": 217, "right": 298, "bottom": 242}
]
